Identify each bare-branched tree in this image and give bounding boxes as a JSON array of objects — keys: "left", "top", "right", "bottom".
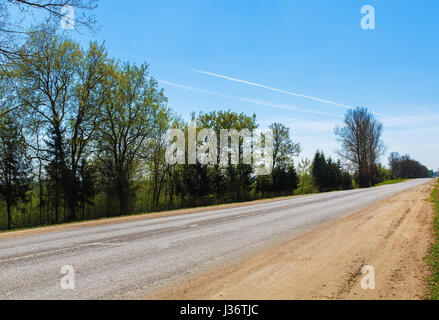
[
  {"left": 335, "top": 107, "right": 386, "bottom": 188},
  {"left": 0, "top": 0, "right": 98, "bottom": 119},
  {"left": 0, "top": 0, "right": 97, "bottom": 60}
]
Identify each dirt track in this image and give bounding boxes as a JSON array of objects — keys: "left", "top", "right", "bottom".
[{"left": 150, "top": 181, "right": 435, "bottom": 300}]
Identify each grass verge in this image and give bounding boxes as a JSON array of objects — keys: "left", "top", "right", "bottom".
[
  {"left": 429, "top": 180, "right": 439, "bottom": 300},
  {"left": 375, "top": 179, "right": 408, "bottom": 187}
]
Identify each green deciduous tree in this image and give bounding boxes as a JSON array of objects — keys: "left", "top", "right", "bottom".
[
  {"left": 96, "top": 62, "right": 167, "bottom": 216},
  {"left": 297, "top": 158, "right": 316, "bottom": 195},
  {"left": 197, "top": 110, "right": 257, "bottom": 202},
  {"left": 13, "top": 28, "right": 112, "bottom": 221}
]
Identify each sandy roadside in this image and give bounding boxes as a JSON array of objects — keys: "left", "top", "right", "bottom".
[{"left": 149, "top": 181, "right": 435, "bottom": 300}]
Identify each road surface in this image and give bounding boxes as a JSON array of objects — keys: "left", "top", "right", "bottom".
[{"left": 0, "top": 179, "right": 431, "bottom": 299}]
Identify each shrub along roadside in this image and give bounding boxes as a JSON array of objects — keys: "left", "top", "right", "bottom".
[{"left": 429, "top": 180, "right": 439, "bottom": 300}]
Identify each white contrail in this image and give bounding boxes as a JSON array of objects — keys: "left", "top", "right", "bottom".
[
  {"left": 188, "top": 68, "right": 354, "bottom": 110},
  {"left": 159, "top": 80, "right": 342, "bottom": 118}
]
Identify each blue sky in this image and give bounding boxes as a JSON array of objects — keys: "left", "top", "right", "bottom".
[{"left": 67, "top": 0, "right": 438, "bottom": 170}]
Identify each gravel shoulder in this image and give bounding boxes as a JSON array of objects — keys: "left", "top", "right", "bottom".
[{"left": 149, "top": 181, "right": 435, "bottom": 300}]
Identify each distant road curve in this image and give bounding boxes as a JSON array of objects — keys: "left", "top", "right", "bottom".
[{"left": 0, "top": 178, "right": 431, "bottom": 299}]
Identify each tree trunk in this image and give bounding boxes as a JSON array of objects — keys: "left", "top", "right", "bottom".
[
  {"left": 38, "top": 161, "right": 44, "bottom": 225},
  {"left": 118, "top": 186, "right": 128, "bottom": 216},
  {"left": 119, "top": 196, "right": 127, "bottom": 216},
  {"left": 6, "top": 201, "right": 12, "bottom": 230},
  {"left": 68, "top": 200, "right": 77, "bottom": 222}
]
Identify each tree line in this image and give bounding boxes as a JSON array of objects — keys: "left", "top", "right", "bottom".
[{"left": 389, "top": 152, "right": 433, "bottom": 179}]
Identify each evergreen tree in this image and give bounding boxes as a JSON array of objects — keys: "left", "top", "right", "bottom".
[
  {"left": 45, "top": 126, "right": 70, "bottom": 223},
  {"left": 312, "top": 151, "right": 352, "bottom": 192},
  {"left": 312, "top": 151, "right": 328, "bottom": 192},
  {"left": 0, "top": 115, "right": 32, "bottom": 229}
]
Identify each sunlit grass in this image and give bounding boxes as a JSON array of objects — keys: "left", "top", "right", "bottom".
[
  {"left": 429, "top": 180, "right": 439, "bottom": 300},
  {"left": 375, "top": 179, "right": 408, "bottom": 187}
]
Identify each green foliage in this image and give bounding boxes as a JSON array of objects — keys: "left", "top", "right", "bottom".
[
  {"left": 0, "top": 113, "right": 32, "bottom": 229},
  {"left": 311, "top": 151, "right": 353, "bottom": 192},
  {"left": 272, "top": 165, "right": 299, "bottom": 195},
  {"left": 96, "top": 62, "right": 167, "bottom": 216},
  {"left": 269, "top": 122, "right": 301, "bottom": 168},
  {"left": 255, "top": 175, "right": 273, "bottom": 198},
  {"left": 429, "top": 181, "right": 439, "bottom": 300},
  {"left": 296, "top": 158, "right": 317, "bottom": 194},
  {"left": 373, "top": 163, "right": 392, "bottom": 185},
  {"left": 8, "top": 28, "right": 116, "bottom": 223}
]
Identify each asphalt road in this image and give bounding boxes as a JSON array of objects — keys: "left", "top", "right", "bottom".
[{"left": 0, "top": 178, "right": 431, "bottom": 299}]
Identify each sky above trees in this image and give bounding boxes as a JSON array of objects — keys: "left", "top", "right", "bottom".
[{"left": 9, "top": 0, "right": 439, "bottom": 169}]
